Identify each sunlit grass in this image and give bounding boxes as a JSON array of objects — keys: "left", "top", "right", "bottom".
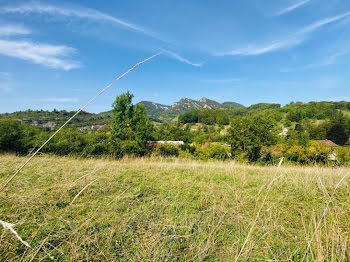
[{"left": 0, "top": 154, "right": 349, "bottom": 261}]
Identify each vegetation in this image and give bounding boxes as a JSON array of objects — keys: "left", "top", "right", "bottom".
[
  {"left": 111, "top": 92, "right": 154, "bottom": 158},
  {"left": 0, "top": 109, "right": 109, "bottom": 128},
  {"left": 1, "top": 93, "right": 350, "bottom": 260},
  {"left": 0, "top": 155, "right": 349, "bottom": 260},
  {"left": 0, "top": 93, "right": 349, "bottom": 166},
  {"left": 0, "top": 96, "right": 245, "bottom": 125}
]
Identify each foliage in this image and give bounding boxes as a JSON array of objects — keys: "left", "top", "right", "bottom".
[
  {"left": 156, "top": 144, "right": 179, "bottom": 157},
  {"left": 334, "top": 147, "right": 350, "bottom": 165},
  {"left": 226, "top": 116, "right": 278, "bottom": 162},
  {"left": 0, "top": 109, "right": 109, "bottom": 128},
  {"left": 0, "top": 119, "right": 24, "bottom": 154},
  {"left": 0, "top": 98, "right": 349, "bottom": 165},
  {"left": 111, "top": 92, "right": 154, "bottom": 157},
  {"left": 306, "top": 141, "right": 330, "bottom": 164},
  {"left": 195, "top": 145, "right": 230, "bottom": 160},
  {"left": 326, "top": 111, "right": 349, "bottom": 146},
  {"left": 285, "top": 145, "right": 308, "bottom": 163}
]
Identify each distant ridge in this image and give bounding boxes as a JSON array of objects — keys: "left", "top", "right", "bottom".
[
  {"left": 138, "top": 97, "right": 244, "bottom": 122},
  {"left": 0, "top": 97, "right": 244, "bottom": 125}
]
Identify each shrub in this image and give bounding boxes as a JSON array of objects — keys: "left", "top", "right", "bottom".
[
  {"left": 334, "top": 147, "right": 350, "bottom": 165},
  {"left": 180, "top": 144, "right": 196, "bottom": 154},
  {"left": 157, "top": 144, "right": 179, "bottom": 157},
  {"left": 0, "top": 119, "right": 24, "bottom": 154},
  {"left": 260, "top": 147, "right": 279, "bottom": 164},
  {"left": 195, "top": 145, "right": 230, "bottom": 160},
  {"left": 285, "top": 145, "right": 307, "bottom": 163},
  {"left": 306, "top": 141, "right": 330, "bottom": 164}
]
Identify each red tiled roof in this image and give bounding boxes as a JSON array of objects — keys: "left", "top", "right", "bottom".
[{"left": 315, "top": 140, "right": 337, "bottom": 146}]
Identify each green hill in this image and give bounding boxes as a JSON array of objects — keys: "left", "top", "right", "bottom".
[{"left": 0, "top": 97, "right": 244, "bottom": 126}]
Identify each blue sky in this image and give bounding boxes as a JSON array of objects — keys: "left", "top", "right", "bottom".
[{"left": 0, "top": 0, "right": 350, "bottom": 113}]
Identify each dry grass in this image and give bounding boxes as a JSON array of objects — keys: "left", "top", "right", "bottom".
[
  {"left": 0, "top": 53, "right": 160, "bottom": 193},
  {"left": 0, "top": 154, "right": 349, "bottom": 261}
]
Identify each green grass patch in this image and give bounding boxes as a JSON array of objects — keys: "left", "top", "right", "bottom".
[{"left": 0, "top": 155, "right": 349, "bottom": 261}]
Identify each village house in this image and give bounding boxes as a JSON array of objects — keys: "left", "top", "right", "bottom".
[
  {"left": 315, "top": 139, "right": 337, "bottom": 147},
  {"left": 278, "top": 127, "right": 289, "bottom": 137},
  {"left": 147, "top": 141, "right": 184, "bottom": 146}
]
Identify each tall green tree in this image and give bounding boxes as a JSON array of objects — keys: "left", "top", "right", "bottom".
[
  {"left": 111, "top": 92, "right": 154, "bottom": 157},
  {"left": 326, "top": 112, "right": 349, "bottom": 145},
  {"left": 0, "top": 119, "right": 23, "bottom": 153},
  {"left": 226, "top": 116, "right": 278, "bottom": 162}
]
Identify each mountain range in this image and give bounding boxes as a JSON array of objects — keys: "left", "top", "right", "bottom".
[
  {"left": 139, "top": 97, "right": 244, "bottom": 122},
  {"left": 0, "top": 97, "right": 245, "bottom": 127}
]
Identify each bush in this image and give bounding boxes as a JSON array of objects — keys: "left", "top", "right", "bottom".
[
  {"left": 0, "top": 119, "right": 24, "bottom": 154},
  {"left": 195, "top": 145, "right": 230, "bottom": 160},
  {"left": 306, "top": 141, "right": 330, "bottom": 164},
  {"left": 334, "top": 147, "right": 350, "bottom": 165},
  {"left": 157, "top": 144, "right": 179, "bottom": 157},
  {"left": 112, "top": 140, "right": 150, "bottom": 158},
  {"left": 86, "top": 133, "right": 112, "bottom": 156},
  {"left": 180, "top": 144, "right": 196, "bottom": 154},
  {"left": 44, "top": 129, "right": 88, "bottom": 155},
  {"left": 260, "top": 147, "right": 281, "bottom": 164},
  {"left": 285, "top": 145, "right": 307, "bottom": 163}
]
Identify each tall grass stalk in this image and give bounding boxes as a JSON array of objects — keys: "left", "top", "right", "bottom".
[
  {"left": 0, "top": 53, "right": 160, "bottom": 193},
  {"left": 234, "top": 157, "right": 284, "bottom": 262},
  {"left": 0, "top": 155, "right": 349, "bottom": 260}
]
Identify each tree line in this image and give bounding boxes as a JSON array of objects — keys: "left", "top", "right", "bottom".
[{"left": 1, "top": 93, "right": 349, "bottom": 165}]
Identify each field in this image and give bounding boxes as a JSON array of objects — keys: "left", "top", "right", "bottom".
[{"left": 0, "top": 155, "right": 349, "bottom": 261}]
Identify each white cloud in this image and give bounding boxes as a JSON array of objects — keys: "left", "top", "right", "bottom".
[
  {"left": 275, "top": 0, "right": 311, "bottom": 16},
  {"left": 281, "top": 51, "right": 348, "bottom": 72},
  {"left": 0, "top": 24, "right": 31, "bottom": 36},
  {"left": 219, "top": 11, "right": 350, "bottom": 56},
  {"left": 0, "top": 39, "right": 81, "bottom": 70},
  {"left": 39, "top": 98, "right": 78, "bottom": 103},
  {"left": 322, "top": 51, "right": 348, "bottom": 65},
  {"left": 162, "top": 50, "right": 203, "bottom": 67},
  {"left": 218, "top": 38, "right": 303, "bottom": 56},
  {"left": 1, "top": 2, "right": 164, "bottom": 41},
  {"left": 299, "top": 11, "right": 350, "bottom": 35}
]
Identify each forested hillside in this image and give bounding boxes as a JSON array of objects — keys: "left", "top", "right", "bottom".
[
  {"left": 0, "top": 97, "right": 244, "bottom": 126},
  {"left": 1, "top": 95, "right": 349, "bottom": 166}
]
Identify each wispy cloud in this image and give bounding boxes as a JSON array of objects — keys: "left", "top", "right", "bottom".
[
  {"left": 0, "top": 24, "right": 31, "bottom": 36},
  {"left": 200, "top": 78, "right": 243, "bottom": 83},
  {"left": 219, "top": 11, "right": 350, "bottom": 56},
  {"left": 322, "top": 51, "right": 348, "bottom": 65},
  {"left": 275, "top": 0, "right": 311, "bottom": 16},
  {"left": 0, "top": 39, "right": 81, "bottom": 70},
  {"left": 217, "top": 38, "right": 303, "bottom": 56},
  {"left": 312, "top": 76, "right": 343, "bottom": 89},
  {"left": 0, "top": 72, "right": 13, "bottom": 92},
  {"left": 0, "top": 82, "right": 11, "bottom": 92},
  {"left": 162, "top": 50, "right": 203, "bottom": 67},
  {"left": 281, "top": 51, "right": 348, "bottom": 72},
  {"left": 38, "top": 97, "right": 78, "bottom": 103},
  {"left": 299, "top": 11, "right": 350, "bottom": 34},
  {"left": 0, "top": 23, "right": 81, "bottom": 70},
  {"left": 0, "top": 72, "right": 12, "bottom": 80},
  {"left": 1, "top": 2, "right": 165, "bottom": 41}
]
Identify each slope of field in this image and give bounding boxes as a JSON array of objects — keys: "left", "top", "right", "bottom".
[{"left": 0, "top": 155, "right": 349, "bottom": 261}]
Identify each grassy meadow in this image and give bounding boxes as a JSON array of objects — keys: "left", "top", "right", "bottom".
[{"left": 0, "top": 154, "right": 349, "bottom": 261}]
